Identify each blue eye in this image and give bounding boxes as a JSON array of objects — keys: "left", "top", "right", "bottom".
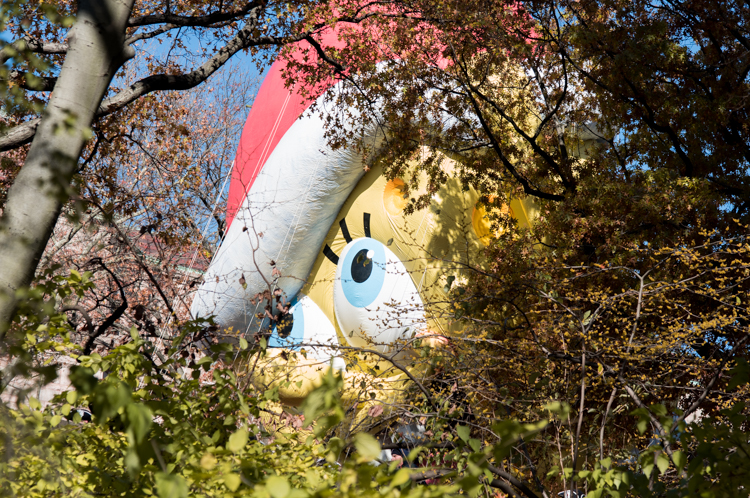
[
  {"left": 267, "top": 295, "right": 345, "bottom": 369},
  {"left": 269, "top": 298, "right": 305, "bottom": 348},
  {"left": 340, "top": 238, "right": 386, "bottom": 307},
  {"left": 333, "top": 236, "right": 427, "bottom": 352}
]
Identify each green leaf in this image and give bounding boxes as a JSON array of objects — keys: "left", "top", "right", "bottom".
[
  {"left": 70, "top": 366, "right": 98, "bottom": 394},
  {"left": 672, "top": 450, "right": 686, "bottom": 472},
  {"left": 458, "top": 475, "right": 481, "bottom": 497},
  {"left": 124, "top": 448, "right": 141, "bottom": 474},
  {"left": 468, "top": 438, "right": 481, "bottom": 452},
  {"left": 155, "top": 472, "right": 188, "bottom": 498},
  {"left": 327, "top": 437, "right": 344, "bottom": 456},
  {"left": 239, "top": 337, "right": 248, "bottom": 350},
  {"left": 456, "top": 425, "right": 470, "bottom": 441},
  {"left": 391, "top": 468, "right": 412, "bottom": 487},
  {"left": 224, "top": 473, "right": 241, "bottom": 492},
  {"left": 642, "top": 463, "right": 654, "bottom": 478},
  {"left": 636, "top": 418, "right": 648, "bottom": 434},
  {"left": 49, "top": 415, "right": 62, "bottom": 427},
  {"left": 544, "top": 401, "right": 571, "bottom": 418},
  {"left": 728, "top": 359, "right": 749, "bottom": 390},
  {"left": 353, "top": 432, "right": 381, "bottom": 461},
  {"left": 656, "top": 452, "right": 670, "bottom": 474},
  {"left": 587, "top": 488, "right": 604, "bottom": 498},
  {"left": 266, "top": 475, "right": 290, "bottom": 498},
  {"left": 200, "top": 453, "right": 217, "bottom": 470},
  {"left": 93, "top": 381, "right": 132, "bottom": 422},
  {"left": 227, "top": 428, "right": 249, "bottom": 453},
  {"left": 126, "top": 403, "right": 153, "bottom": 444}
]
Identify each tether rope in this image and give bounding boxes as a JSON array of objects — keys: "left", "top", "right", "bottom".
[{"left": 155, "top": 163, "right": 233, "bottom": 353}]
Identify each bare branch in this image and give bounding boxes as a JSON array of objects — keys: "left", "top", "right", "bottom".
[
  {"left": 127, "top": 2, "right": 260, "bottom": 27},
  {"left": 83, "top": 258, "right": 128, "bottom": 355},
  {"left": 61, "top": 304, "right": 94, "bottom": 333},
  {"left": 333, "top": 344, "right": 441, "bottom": 412},
  {"left": 486, "top": 464, "right": 540, "bottom": 498},
  {"left": 125, "top": 23, "right": 177, "bottom": 45},
  {"left": 0, "top": 7, "right": 275, "bottom": 152},
  {"left": 0, "top": 118, "right": 40, "bottom": 151},
  {"left": 599, "top": 387, "right": 617, "bottom": 460},
  {"left": 0, "top": 36, "right": 68, "bottom": 65}
]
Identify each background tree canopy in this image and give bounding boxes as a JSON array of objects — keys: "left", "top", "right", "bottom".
[{"left": 1, "top": 1, "right": 750, "bottom": 497}]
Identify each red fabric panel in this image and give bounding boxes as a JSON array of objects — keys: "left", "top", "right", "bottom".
[{"left": 225, "top": 30, "right": 345, "bottom": 228}]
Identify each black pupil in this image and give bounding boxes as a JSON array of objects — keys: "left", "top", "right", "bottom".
[
  {"left": 351, "top": 249, "right": 373, "bottom": 283},
  {"left": 276, "top": 313, "right": 294, "bottom": 339}
]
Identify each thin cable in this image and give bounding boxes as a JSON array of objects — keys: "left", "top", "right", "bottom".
[
  {"left": 245, "top": 91, "right": 292, "bottom": 198},
  {"left": 155, "top": 164, "right": 233, "bottom": 352},
  {"left": 234, "top": 151, "right": 326, "bottom": 364}
]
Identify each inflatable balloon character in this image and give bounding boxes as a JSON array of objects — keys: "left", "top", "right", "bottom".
[{"left": 190, "top": 30, "right": 539, "bottom": 409}]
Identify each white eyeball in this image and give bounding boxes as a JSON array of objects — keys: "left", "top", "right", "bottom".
[
  {"left": 333, "top": 237, "right": 425, "bottom": 353},
  {"left": 269, "top": 294, "right": 345, "bottom": 370}
]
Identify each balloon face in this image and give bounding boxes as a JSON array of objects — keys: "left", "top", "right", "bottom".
[
  {"left": 278, "top": 161, "right": 527, "bottom": 367},
  {"left": 188, "top": 31, "right": 541, "bottom": 404},
  {"left": 334, "top": 235, "right": 426, "bottom": 353}
]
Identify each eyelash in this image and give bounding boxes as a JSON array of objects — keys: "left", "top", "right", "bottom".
[{"left": 323, "top": 212, "right": 372, "bottom": 265}]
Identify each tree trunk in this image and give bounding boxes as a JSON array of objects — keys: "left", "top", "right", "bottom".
[{"left": 0, "top": 0, "right": 135, "bottom": 332}]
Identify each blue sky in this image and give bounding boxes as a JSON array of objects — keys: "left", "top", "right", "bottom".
[{"left": 2, "top": 20, "right": 272, "bottom": 245}]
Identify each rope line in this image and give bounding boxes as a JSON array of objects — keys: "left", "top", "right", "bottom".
[{"left": 155, "top": 164, "right": 233, "bottom": 351}]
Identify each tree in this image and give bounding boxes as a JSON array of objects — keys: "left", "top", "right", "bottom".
[
  {"left": 0, "top": 0, "right": 375, "bottom": 331},
  {"left": 276, "top": 0, "right": 750, "bottom": 494},
  {"left": 26, "top": 63, "right": 259, "bottom": 364},
  {"left": 2, "top": 0, "right": 750, "bottom": 496},
  {"left": 0, "top": 0, "right": 137, "bottom": 332},
  {"left": 2, "top": 273, "right": 748, "bottom": 496},
  {"left": 289, "top": 0, "right": 748, "bottom": 231},
  {"left": 0, "top": 277, "right": 460, "bottom": 497}
]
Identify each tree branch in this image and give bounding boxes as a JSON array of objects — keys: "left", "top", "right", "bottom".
[
  {"left": 1, "top": 6, "right": 276, "bottom": 152},
  {"left": 127, "top": 2, "right": 260, "bottom": 27},
  {"left": 333, "top": 344, "right": 441, "bottom": 412},
  {"left": 0, "top": 36, "right": 68, "bottom": 65},
  {"left": 83, "top": 258, "right": 128, "bottom": 355},
  {"left": 6, "top": 70, "right": 57, "bottom": 91},
  {"left": 61, "top": 304, "right": 94, "bottom": 333},
  {"left": 124, "top": 23, "right": 177, "bottom": 45},
  {"left": 449, "top": 43, "right": 565, "bottom": 202},
  {"left": 599, "top": 387, "right": 617, "bottom": 460},
  {"left": 486, "top": 464, "right": 540, "bottom": 498}
]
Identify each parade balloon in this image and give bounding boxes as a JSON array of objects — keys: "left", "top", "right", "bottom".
[{"left": 190, "top": 29, "right": 539, "bottom": 404}]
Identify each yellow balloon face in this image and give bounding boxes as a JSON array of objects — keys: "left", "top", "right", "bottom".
[
  {"left": 299, "top": 160, "right": 528, "bottom": 352},
  {"left": 255, "top": 158, "right": 538, "bottom": 403}
]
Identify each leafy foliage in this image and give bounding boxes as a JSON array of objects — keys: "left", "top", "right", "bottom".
[
  {"left": 1, "top": 299, "right": 455, "bottom": 497},
  {"left": 3, "top": 0, "right": 750, "bottom": 497}
]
